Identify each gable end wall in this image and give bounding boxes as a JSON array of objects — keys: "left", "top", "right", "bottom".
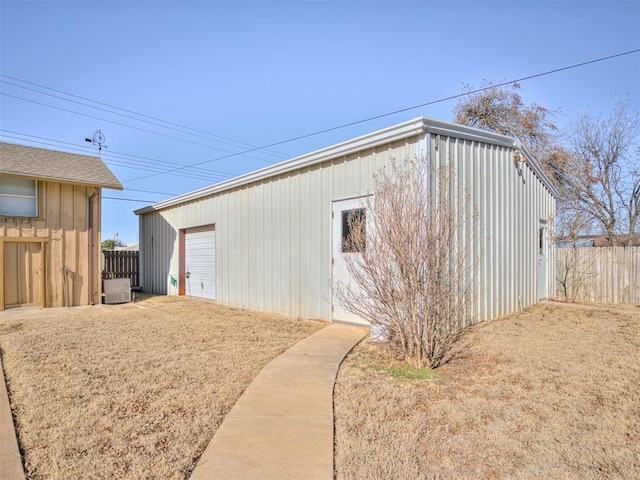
[{"left": 0, "top": 180, "right": 101, "bottom": 308}]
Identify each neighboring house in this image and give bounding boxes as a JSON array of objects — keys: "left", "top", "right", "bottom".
[
  {"left": 557, "top": 234, "right": 640, "bottom": 248},
  {"left": 136, "top": 117, "right": 558, "bottom": 325},
  {"left": 0, "top": 142, "right": 122, "bottom": 310},
  {"left": 556, "top": 238, "right": 596, "bottom": 248},
  {"left": 114, "top": 242, "right": 139, "bottom": 252}
]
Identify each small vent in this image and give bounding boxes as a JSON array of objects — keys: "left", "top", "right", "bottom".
[{"left": 103, "top": 278, "right": 131, "bottom": 304}]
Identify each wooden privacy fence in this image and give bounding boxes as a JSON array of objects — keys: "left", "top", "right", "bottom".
[
  {"left": 102, "top": 250, "right": 139, "bottom": 287},
  {"left": 556, "top": 246, "right": 640, "bottom": 304}
]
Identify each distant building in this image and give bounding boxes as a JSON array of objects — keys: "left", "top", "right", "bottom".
[
  {"left": 557, "top": 234, "right": 640, "bottom": 247},
  {"left": 115, "top": 243, "right": 139, "bottom": 252}
]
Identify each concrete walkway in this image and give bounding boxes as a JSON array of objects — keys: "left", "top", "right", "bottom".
[
  {"left": 0, "top": 354, "right": 25, "bottom": 480},
  {"left": 190, "top": 323, "right": 367, "bottom": 480}
]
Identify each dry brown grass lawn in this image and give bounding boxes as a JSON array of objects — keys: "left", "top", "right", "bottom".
[
  {"left": 0, "top": 294, "right": 324, "bottom": 479},
  {"left": 334, "top": 302, "right": 640, "bottom": 479}
]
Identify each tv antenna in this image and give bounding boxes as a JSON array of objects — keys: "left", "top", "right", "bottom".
[{"left": 85, "top": 129, "right": 107, "bottom": 157}]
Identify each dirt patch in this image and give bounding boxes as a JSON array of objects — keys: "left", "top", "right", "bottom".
[
  {"left": 334, "top": 302, "right": 640, "bottom": 479},
  {"left": 0, "top": 294, "right": 324, "bottom": 479}
]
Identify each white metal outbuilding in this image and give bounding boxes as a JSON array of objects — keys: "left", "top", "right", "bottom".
[{"left": 135, "top": 117, "right": 557, "bottom": 325}]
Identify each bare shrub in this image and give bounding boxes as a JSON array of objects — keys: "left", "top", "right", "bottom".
[
  {"left": 556, "top": 244, "right": 600, "bottom": 303},
  {"left": 333, "top": 158, "right": 474, "bottom": 369},
  {"left": 335, "top": 303, "right": 640, "bottom": 479},
  {"left": 554, "top": 211, "right": 597, "bottom": 302}
]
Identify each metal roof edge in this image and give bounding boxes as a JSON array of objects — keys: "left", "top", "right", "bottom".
[
  {"left": 135, "top": 117, "right": 429, "bottom": 215},
  {"left": 519, "top": 144, "right": 560, "bottom": 198},
  {"left": 422, "top": 118, "right": 517, "bottom": 147},
  {"left": 134, "top": 117, "right": 557, "bottom": 215},
  {"left": 420, "top": 120, "right": 560, "bottom": 198}
]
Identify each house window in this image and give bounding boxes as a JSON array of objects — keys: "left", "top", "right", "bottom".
[
  {"left": 341, "top": 208, "right": 365, "bottom": 253},
  {"left": 0, "top": 176, "right": 38, "bottom": 217}
]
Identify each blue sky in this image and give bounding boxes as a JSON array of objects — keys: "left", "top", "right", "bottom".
[{"left": 1, "top": 0, "right": 638, "bottom": 244}]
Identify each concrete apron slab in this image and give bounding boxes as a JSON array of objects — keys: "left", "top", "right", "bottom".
[{"left": 190, "top": 323, "right": 367, "bottom": 480}]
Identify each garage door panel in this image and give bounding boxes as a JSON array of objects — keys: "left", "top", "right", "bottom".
[{"left": 185, "top": 226, "right": 215, "bottom": 300}]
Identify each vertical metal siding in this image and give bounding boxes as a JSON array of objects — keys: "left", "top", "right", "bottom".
[
  {"left": 428, "top": 134, "right": 555, "bottom": 322},
  {"left": 139, "top": 132, "right": 554, "bottom": 324},
  {"left": 139, "top": 138, "right": 418, "bottom": 320}
]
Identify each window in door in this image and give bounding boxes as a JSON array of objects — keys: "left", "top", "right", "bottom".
[{"left": 341, "top": 208, "right": 366, "bottom": 253}]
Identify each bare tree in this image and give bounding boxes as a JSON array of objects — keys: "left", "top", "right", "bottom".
[
  {"left": 554, "top": 211, "right": 599, "bottom": 302},
  {"left": 332, "top": 159, "right": 474, "bottom": 369},
  {"left": 454, "top": 82, "right": 569, "bottom": 183},
  {"left": 456, "top": 86, "right": 639, "bottom": 244},
  {"left": 561, "top": 100, "right": 640, "bottom": 244}
]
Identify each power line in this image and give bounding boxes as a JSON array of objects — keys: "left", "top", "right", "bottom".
[
  {"left": 0, "top": 130, "right": 235, "bottom": 182},
  {"left": 0, "top": 73, "right": 289, "bottom": 159},
  {"left": 123, "top": 188, "right": 179, "bottom": 196},
  {"left": 103, "top": 196, "right": 157, "bottom": 203},
  {"left": 2, "top": 79, "right": 289, "bottom": 160},
  {"left": 124, "top": 48, "right": 640, "bottom": 183},
  {"left": 0, "top": 92, "right": 278, "bottom": 165},
  {"left": 0, "top": 133, "right": 230, "bottom": 183},
  {"left": 101, "top": 150, "right": 232, "bottom": 181},
  {"left": 102, "top": 158, "right": 226, "bottom": 182}
]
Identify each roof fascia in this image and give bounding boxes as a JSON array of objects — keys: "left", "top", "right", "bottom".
[
  {"left": 135, "top": 117, "right": 558, "bottom": 215},
  {"left": 135, "top": 118, "right": 429, "bottom": 215},
  {"left": 0, "top": 171, "right": 123, "bottom": 190},
  {"left": 423, "top": 119, "right": 517, "bottom": 147},
  {"left": 519, "top": 145, "right": 560, "bottom": 198},
  {"left": 422, "top": 120, "right": 560, "bottom": 198}
]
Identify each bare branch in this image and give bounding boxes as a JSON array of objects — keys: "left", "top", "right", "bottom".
[
  {"left": 561, "top": 99, "right": 640, "bottom": 244},
  {"left": 332, "top": 159, "right": 475, "bottom": 369}
]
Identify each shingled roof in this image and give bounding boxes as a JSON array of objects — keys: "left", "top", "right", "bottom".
[{"left": 0, "top": 142, "right": 122, "bottom": 190}]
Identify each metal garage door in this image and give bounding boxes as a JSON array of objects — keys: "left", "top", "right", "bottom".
[{"left": 184, "top": 225, "right": 215, "bottom": 300}]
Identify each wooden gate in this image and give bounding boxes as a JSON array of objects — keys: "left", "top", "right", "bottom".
[{"left": 102, "top": 250, "right": 139, "bottom": 287}]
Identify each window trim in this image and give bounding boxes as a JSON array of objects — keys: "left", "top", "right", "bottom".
[{"left": 0, "top": 177, "right": 39, "bottom": 218}]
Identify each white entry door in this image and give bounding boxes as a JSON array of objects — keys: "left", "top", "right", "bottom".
[
  {"left": 185, "top": 225, "right": 216, "bottom": 300},
  {"left": 538, "top": 221, "right": 548, "bottom": 300},
  {"left": 331, "top": 197, "right": 369, "bottom": 325}
]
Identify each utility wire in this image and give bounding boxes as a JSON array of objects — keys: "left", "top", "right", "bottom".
[
  {"left": 102, "top": 158, "right": 228, "bottom": 182},
  {"left": 124, "top": 48, "right": 640, "bottom": 183},
  {"left": 0, "top": 92, "right": 276, "bottom": 165},
  {"left": 1, "top": 79, "right": 288, "bottom": 159},
  {"left": 122, "top": 188, "right": 179, "bottom": 196},
  {"left": 0, "top": 135, "right": 227, "bottom": 184},
  {"left": 0, "top": 131, "right": 179, "bottom": 199},
  {"left": 0, "top": 130, "right": 235, "bottom": 181},
  {"left": 103, "top": 196, "right": 158, "bottom": 203},
  {"left": 0, "top": 133, "right": 229, "bottom": 183},
  {"left": 0, "top": 74, "right": 289, "bottom": 159}
]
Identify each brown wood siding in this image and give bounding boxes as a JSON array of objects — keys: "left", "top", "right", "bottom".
[
  {"left": 0, "top": 180, "right": 101, "bottom": 309},
  {"left": 1, "top": 240, "right": 45, "bottom": 308}
]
